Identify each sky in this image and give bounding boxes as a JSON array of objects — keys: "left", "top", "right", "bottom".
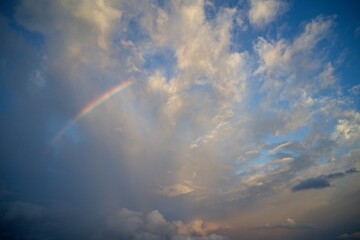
[{"left": 0, "top": 0, "right": 360, "bottom": 239}]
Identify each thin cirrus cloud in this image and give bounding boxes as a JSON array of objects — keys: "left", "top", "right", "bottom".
[{"left": 0, "top": 0, "right": 359, "bottom": 240}]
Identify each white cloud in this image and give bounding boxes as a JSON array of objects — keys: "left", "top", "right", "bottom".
[
  {"left": 349, "top": 84, "right": 360, "bottom": 95},
  {"left": 318, "top": 63, "right": 337, "bottom": 88},
  {"left": 286, "top": 218, "right": 295, "bottom": 225},
  {"left": 268, "top": 141, "right": 294, "bottom": 155},
  {"left": 252, "top": 15, "right": 337, "bottom": 135},
  {"left": 160, "top": 181, "right": 197, "bottom": 197},
  {"left": 15, "top": 0, "right": 122, "bottom": 69},
  {"left": 248, "top": 0, "right": 286, "bottom": 27},
  {"left": 332, "top": 117, "right": 360, "bottom": 142},
  {"left": 292, "top": 16, "right": 334, "bottom": 52},
  {"left": 71, "top": 0, "right": 122, "bottom": 50},
  {"left": 255, "top": 16, "right": 334, "bottom": 77}
]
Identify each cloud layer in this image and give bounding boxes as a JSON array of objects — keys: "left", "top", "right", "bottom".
[{"left": 0, "top": 0, "right": 359, "bottom": 239}]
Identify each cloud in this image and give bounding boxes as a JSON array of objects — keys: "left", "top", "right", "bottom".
[
  {"left": 254, "top": 15, "right": 334, "bottom": 78},
  {"left": 318, "top": 62, "right": 338, "bottom": 88},
  {"left": 1, "top": 1, "right": 360, "bottom": 240},
  {"left": 292, "top": 178, "right": 330, "bottom": 192},
  {"left": 332, "top": 117, "right": 360, "bottom": 142},
  {"left": 16, "top": 0, "right": 121, "bottom": 51},
  {"left": 292, "top": 169, "right": 359, "bottom": 192},
  {"left": 103, "top": 208, "right": 228, "bottom": 240},
  {"left": 248, "top": 0, "right": 287, "bottom": 27},
  {"left": 255, "top": 217, "right": 314, "bottom": 230},
  {"left": 268, "top": 141, "right": 294, "bottom": 155},
  {"left": 338, "top": 231, "right": 360, "bottom": 239},
  {"left": 354, "top": 25, "right": 360, "bottom": 38},
  {"left": 349, "top": 84, "right": 360, "bottom": 95},
  {"left": 4, "top": 201, "right": 46, "bottom": 221},
  {"left": 251, "top": 15, "right": 339, "bottom": 137},
  {"left": 160, "top": 181, "right": 197, "bottom": 197}
]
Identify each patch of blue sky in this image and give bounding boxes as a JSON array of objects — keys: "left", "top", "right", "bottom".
[
  {"left": 188, "top": 78, "right": 213, "bottom": 92},
  {"left": 203, "top": 0, "right": 251, "bottom": 54},
  {"left": 112, "top": 17, "right": 150, "bottom": 55},
  {"left": 124, "top": 19, "right": 150, "bottom": 43},
  {"left": 60, "top": 123, "right": 83, "bottom": 145},
  {"left": 245, "top": 78, "right": 266, "bottom": 112},
  {"left": 234, "top": 167, "right": 248, "bottom": 176},
  {"left": 229, "top": 22, "right": 249, "bottom": 53},
  {"left": 264, "top": 125, "right": 309, "bottom": 149},
  {"left": 0, "top": 0, "right": 45, "bottom": 49},
  {"left": 234, "top": 148, "right": 270, "bottom": 176},
  {"left": 155, "top": 0, "right": 167, "bottom": 9},
  {"left": 204, "top": 1, "right": 217, "bottom": 21},
  {"left": 286, "top": 1, "right": 360, "bottom": 95},
  {"left": 46, "top": 113, "right": 83, "bottom": 147},
  {"left": 204, "top": 0, "right": 244, "bottom": 18},
  {"left": 143, "top": 48, "right": 177, "bottom": 81}
]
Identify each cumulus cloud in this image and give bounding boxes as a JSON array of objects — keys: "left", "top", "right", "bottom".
[
  {"left": 248, "top": 0, "right": 287, "bottom": 27},
  {"left": 332, "top": 116, "right": 360, "bottom": 143},
  {"left": 103, "top": 208, "right": 228, "bottom": 240}
]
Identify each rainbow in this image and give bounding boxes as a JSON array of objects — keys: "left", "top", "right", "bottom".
[{"left": 51, "top": 79, "right": 133, "bottom": 144}]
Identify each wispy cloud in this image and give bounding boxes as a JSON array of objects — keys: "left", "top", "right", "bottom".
[{"left": 255, "top": 218, "right": 315, "bottom": 230}]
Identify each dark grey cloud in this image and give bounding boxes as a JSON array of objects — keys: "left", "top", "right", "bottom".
[
  {"left": 338, "top": 230, "right": 360, "bottom": 239},
  {"left": 345, "top": 168, "right": 359, "bottom": 174},
  {"left": 292, "top": 169, "right": 359, "bottom": 192},
  {"left": 292, "top": 178, "right": 330, "bottom": 192}
]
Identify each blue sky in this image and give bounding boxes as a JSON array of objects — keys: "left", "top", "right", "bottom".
[{"left": 0, "top": 0, "right": 360, "bottom": 239}]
